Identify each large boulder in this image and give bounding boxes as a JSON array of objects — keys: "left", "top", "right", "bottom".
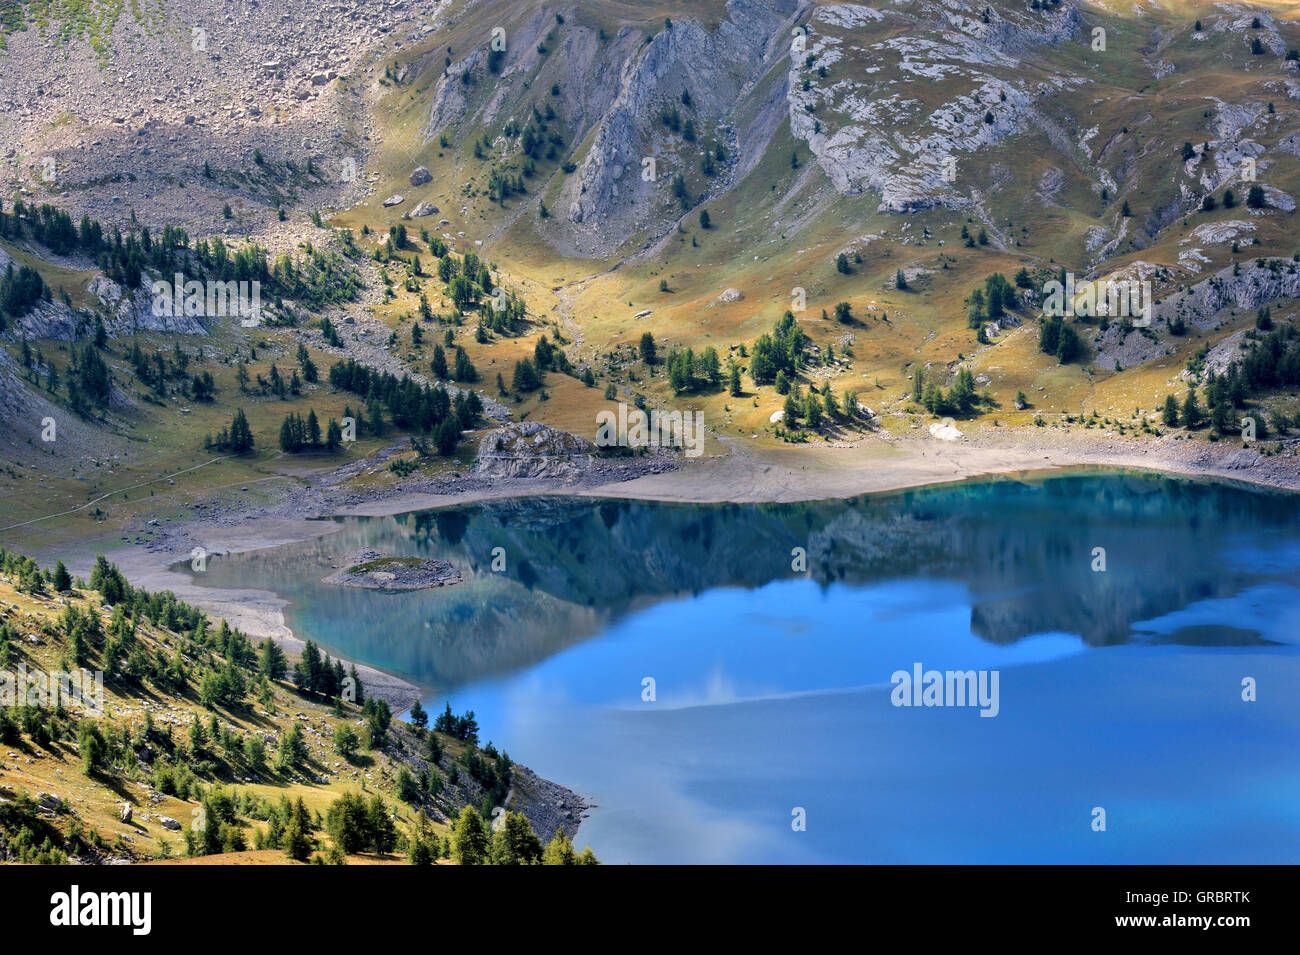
[{"left": 475, "top": 422, "right": 596, "bottom": 480}]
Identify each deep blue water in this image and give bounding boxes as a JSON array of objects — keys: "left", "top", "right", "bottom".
[{"left": 186, "top": 471, "right": 1300, "bottom": 863}]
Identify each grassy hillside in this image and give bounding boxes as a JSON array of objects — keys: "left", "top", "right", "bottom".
[
  {"left": 361, "top": 0, "right": 1300, "bottom": 452},
  {"left": 3, "top": 0, "right": 1300, "bottom": 546},
  {"left": 0, "top": 548, "right": 594, "bottom": 865}
]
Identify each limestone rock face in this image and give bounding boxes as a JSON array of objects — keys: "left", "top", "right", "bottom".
[
  {"left": 475, "top": 421, "right": 597, "bottom": 480},
  {"left": 788, "top": 2, "right": 1083, "bottom": 214}
]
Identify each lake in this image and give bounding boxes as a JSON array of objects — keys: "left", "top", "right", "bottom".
[{"left": 185, "top": 471, "right": 1300, "bottom": 863}]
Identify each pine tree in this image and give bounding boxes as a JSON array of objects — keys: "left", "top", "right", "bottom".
[
  {"left": 453, "top": 346, "right": 477, "bottom": 382},
  {"left": 542, "top": 829, "right": 578, "bottom": 865},
  {"left": 452, "top": 806, "right": 490, "bottom": 865},
  {"left": 1182, "top": 388, "right": 1203, "bottom": 429},
  {"left": 348, "top": 663, "right": 365, "bottom": 705},
  {"left": 1162, "top": 394, "right": 1179, "bottom": 427},
  {"left": 409, "top": 812, "right": 438, "bottom": 865},
  {"left": 490, "top": 811, "right": 543, "bottom": 865},
  {"left": 258, "top": 638, "right": 287, "bottom": 680},
  {"left": 805, "top": 393, "right": 823, "bottom": 428},
  {"left": 284, "top": 808, "right": 312, "bottom": 862},
  {"left": 409, "top": 699, "right": 428, "bottom": 729},
  {"left": 366, "top": 399, "right": 384, "bottom": 437},
  {"left": 366, "top": 795, "right": 398, "bottom": 853},
  {"left": 228, "top": 409, "right": 254, "bottom": 453}
]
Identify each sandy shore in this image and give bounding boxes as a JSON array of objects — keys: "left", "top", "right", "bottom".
[
  {"left": 69, "top": 530, "right": 424, "bottom": 712},
  {"left": 45, "top": 425, "right": 1298, "bottom": 712},
  {"left": 567, "top": 430, "right": 1300, "bottom": 504}
]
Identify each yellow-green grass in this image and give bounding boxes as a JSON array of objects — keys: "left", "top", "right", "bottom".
[
  {"left": 0, "top": 569, "right": 468, "bottom": 864},
  {"left": 0, "top": 330, "right": 393, "bottom": 549}
]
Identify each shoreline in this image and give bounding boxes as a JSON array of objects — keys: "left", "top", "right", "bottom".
[
  {"left": 25, "top": 428, "right": 1300, "bottom": 713},
  {"left": 17, "top": 426, "right": 1297, "bottom": 855}
]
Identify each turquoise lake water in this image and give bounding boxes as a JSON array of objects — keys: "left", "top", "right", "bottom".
[{"left": 186, "top": 471, "right": 1300, "bottom": 863}]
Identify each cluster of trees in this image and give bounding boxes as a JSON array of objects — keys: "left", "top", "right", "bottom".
[
  {"left": 327, "top": 358, "right": 481, "bottom": 452},
  {"left": 1038, "top": 316, "right": 1084, "bottom": 364},
  {"left": 482, "top": 287, "right": 528, "bottom": 336},
  {"left": 1230, "top": 320, "right": 1300, "bottom": 393},
  {"left": 182, "top": 787, "right": 397, "bottom": 862},
  {"left": 229, "top": 236, "right": 361, "bottom": 311},
  {"left": 1161, "top": 322, "right": 1300, "bottom": 436},
  {"left": 448, "top": 806, "right": 598, "bottom": 866},
  {"left": 204, "top": 408, "right": 255, "bottom": 453},
  {"left": 319, "top": 315, "right": 344, "bottom": 347},
  {"left": 0, "top": 200, "right": 188, "bottom": 289},
  {"left": 510, "top": 356, "right": 545, "bottom": 394},
  {"left": 254, "top": 795, "right": 317, "bottom": 861},
  {"left": 429, "top": 343, "right": 479, "bottom": 383},
  {"left": 1160, "top": 383, "right": 1253, "bottom": 437},
  {"left": 278, "top": 409, "right": 344, "bottom": 452},
  {"left": 0, "top": 262, "right": 48, "bottom": 327},
  {"left": 11, "top": 554, "right": 270, "bottom": 724},
  {"left": 486, "top": 167, "right": 527, "bottom": 204},
  {"left": 65, "top": 344, "right": 113, "bottom": 416},
  {"left": 127, "top": 341, "right": 216, "bottom": 401},
  {"left": 87, "top": 556, "right": 264, "bottom": 710},
  {"left": 0, "top": 548, "right": 602, "bottom": 867},
  {"left": 967, "top": 272, "right": 1018, "bottom": 332},
  {"left": 666, "top": 345, "right": 722, "bottom": 394},
  {"left": 0, "top": 791, "right": 70, "bottom": 863},
  {"left": 532, "top": 335, "right": 572, "bottom": 377},
  {"left": 3, "top": 554, "right": 430, "bottom": 862},
  {"left": 0, "top": 199, "right": 358, "bottom": 311},
  {"left": 749, "top": 312, "right": 808, "bottom": 386},
  {"left": 325, "top": 792, "right": 399, "bottom": 855},
  {"left": 433, "top": 703, "right": 480, "bottom": 744},
  {"left": 518, "top": 116, "right": 565, "bottom": 164},
  {"left": 700, "top": 141, "right": 727, "bottom": 178},
  {"left": 288, "top": 638, "right": 359, "bottom": 705},
  {"left": 88, "top": 555, "right": 205, "bottom": 629},
  {"left": 437, "top": 250, "right": 493, "bottom": 310},
  {"left": 0, "top": 551, "right": 63, "bottom": 601},
  {"left": 238, "top": 360, "right": 303, "bottom": 400},
  {"left": 911, "top": 366, "right": 984, "bottom": 418},
  {"left": 780, "top": 385, "right": 834, "bottom": 431}
]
